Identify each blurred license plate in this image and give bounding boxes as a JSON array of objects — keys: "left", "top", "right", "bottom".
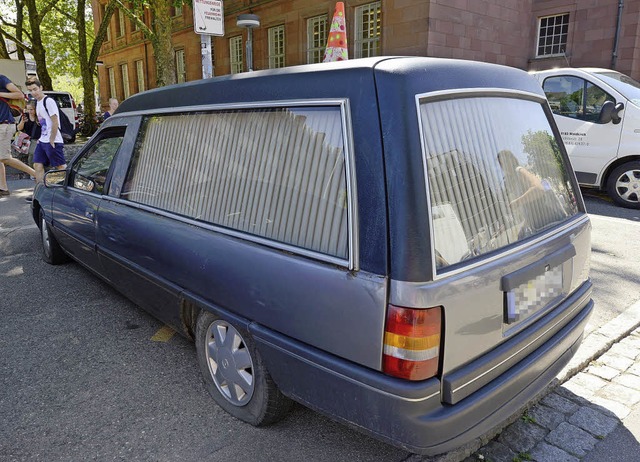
[{"left": 505, "top": 265, "right": 564, "bottom": 329}]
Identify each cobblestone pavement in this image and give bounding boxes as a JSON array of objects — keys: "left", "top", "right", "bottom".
[{"left": 415, "top": 302, "right": 640, "bottom": 462}]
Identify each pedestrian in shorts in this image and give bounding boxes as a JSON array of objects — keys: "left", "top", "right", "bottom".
[
  {"left": 0, "top": 74, "right": 36, "bottom": 196},
  {"left": 25, "top": 78, "right": 66, "bottom": 184}
]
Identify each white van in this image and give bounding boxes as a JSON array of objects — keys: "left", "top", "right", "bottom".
[{"left": 531, "top": 68, "right": 640, "bottom": 209}]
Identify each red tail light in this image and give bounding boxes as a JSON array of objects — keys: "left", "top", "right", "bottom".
[{"left": 383, "top": 305, "right": 442, "bottom": 380}]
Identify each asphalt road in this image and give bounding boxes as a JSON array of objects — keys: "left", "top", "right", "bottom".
[{"left": 1, "top": 180, "right": 638, "bottom": 461}]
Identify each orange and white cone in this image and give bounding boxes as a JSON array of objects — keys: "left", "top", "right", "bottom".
[{"left": 323, "top": 2, "right": 348, "bottom": 62}]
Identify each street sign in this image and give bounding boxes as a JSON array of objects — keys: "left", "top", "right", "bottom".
[{"left": 193, "top": 0, "right": 224, "bottom": 36}]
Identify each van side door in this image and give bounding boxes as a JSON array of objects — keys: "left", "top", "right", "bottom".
[
  {"left": 542, "top": 75, "right": 623, "bottom": 185},
  {"left": 51, "top": 128, "right": 125, "bottom": 272}
]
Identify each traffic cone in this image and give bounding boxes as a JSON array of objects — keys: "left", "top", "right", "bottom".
[{"left": 323, "top": 2, "right": 348, "bottom": 62}]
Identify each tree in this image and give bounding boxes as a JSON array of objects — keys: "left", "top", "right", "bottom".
[
  {"left": 114, "top": 0, "right": 177, "bottom": 87},
  {"left": 55, "top": 0, "right": 116, "bottom": 133}
]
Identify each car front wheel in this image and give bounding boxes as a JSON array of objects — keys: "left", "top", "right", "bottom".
[
  {"left": 195, "top": 311, "right": 292, "bottom": 426},
  {"left": 607, "top": 161, "right": 640, "bottom": 209},
  {"left": 40, "top": 209, "right": 68, "bottom": 265}
]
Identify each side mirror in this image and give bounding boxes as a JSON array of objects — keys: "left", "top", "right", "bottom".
[
  {"left": 598, "top": 101, "right": 625, "bottom": 124},
  {"left": 43, "top": 169, "right": 67, "bottom": 187},
  {"left": 612, "top": 102, "right": 624, "bottom": 124},
  {"left": 598, "top": 101, "right": 615, "bottom": 124}
]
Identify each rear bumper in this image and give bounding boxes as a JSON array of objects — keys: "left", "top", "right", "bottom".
[{"left": 251, "top": 282, "right": 592, "bottom": 455}]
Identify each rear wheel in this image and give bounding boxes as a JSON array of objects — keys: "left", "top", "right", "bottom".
[
  {"left": 195, "top": 311, "right": 292, "bottom": 426},
  {"left": 40, "top": 209, "right": 68, "bottom": 265},
  {"left": 606, "top": 161, "right": 640, "bottom": 209}
]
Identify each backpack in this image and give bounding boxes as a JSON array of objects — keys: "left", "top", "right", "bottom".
[{"left": 43, "top": 96, "right": 75, "bottom": 142}]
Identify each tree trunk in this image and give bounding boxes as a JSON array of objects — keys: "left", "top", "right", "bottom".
[
  {"left": 149, "top": 0, "right": 176, "bottom": 87},
  {"left": 24, "top": 0, "right": 53, "bottom": 89}
]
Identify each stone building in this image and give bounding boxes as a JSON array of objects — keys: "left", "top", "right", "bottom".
[{"left": 91, "top": 0, "right": 640, "bottom": 110}]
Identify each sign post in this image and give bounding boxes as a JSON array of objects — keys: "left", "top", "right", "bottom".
[{"left": 193, "top": 0, "right": 225, "bottom": 79}]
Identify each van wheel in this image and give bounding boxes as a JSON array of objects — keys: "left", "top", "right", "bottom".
[
  {"left": 606, "top": 161, "right": 640, "bottom": 209},
  {"left": 195, "top": 311, "right": 292, "bottom": 426},
  {"left": 40, "top": 209, "right": 68, "bottom": 265}
]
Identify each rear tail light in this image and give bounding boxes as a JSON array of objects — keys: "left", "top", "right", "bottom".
[{"left": 383, "top": 305, "right": 442, "bottom": 380}]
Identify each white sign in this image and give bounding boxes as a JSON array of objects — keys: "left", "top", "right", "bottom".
[{"left": 193, "top": 0, "right": 224, "bottom": 36}]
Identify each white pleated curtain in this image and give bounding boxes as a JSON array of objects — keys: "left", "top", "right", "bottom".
[
  {"left": 124, "top": 108, "right": 348, "bottom": 259},
  {"left": 419, "top": 96, "right": 577, "bottom": 269}
]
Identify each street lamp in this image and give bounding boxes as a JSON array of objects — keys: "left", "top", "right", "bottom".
[{"left": 236, "top": 14, "right": 260, "bottom": 72}]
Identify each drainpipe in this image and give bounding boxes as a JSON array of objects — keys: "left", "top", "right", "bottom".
[{"left": 611, "top": 0, "right": 624, "bottom": 69}]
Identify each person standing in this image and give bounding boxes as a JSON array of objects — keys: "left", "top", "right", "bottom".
[
  {"left": 103, "top": 98, "right": 119, "bottom": 120},
  {"left": 25, "top": 78, "right": 66, "bottom": 184},
  {"left": 0, "top": 74, "right": 36, "bottom": 196},
  {"left": 16, "top": 101, "right": 41, "bottom": 169}
]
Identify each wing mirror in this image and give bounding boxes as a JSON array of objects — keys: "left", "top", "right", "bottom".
[
  {"left": 599, "top": 101, "right": 624, "bottom": 124},
  {"left": 43, "top": 169, "right": 67, "bottom": 187},
  {"left": 612, "top": 102, "right": 624, "bottom": 124}
]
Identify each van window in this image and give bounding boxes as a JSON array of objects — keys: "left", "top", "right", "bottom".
[
  {"left": 419, "top": 96, "right": 579, "bottom": 270},
  {"left": 121, "top": 107, "right": 349, "bottom": 260},
  {"left": 542, "top": 76, "right": 615, "bottom": 122}
]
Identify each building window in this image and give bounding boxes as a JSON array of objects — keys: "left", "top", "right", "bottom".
[
  {"left": 121, "top": 63, "right": 130, "bottom": 99},
  {"left": 172, "top": 4, "right": 183, "bottom": 17},
  {"left": 268, "top": 25, "right": 285, "bottom": 69},
  {"left": 108, "top": 67, "right": 116, "bottom": 99},
  {"left": 136, "top": 60, "right": 145, "bottom": 92},
  {"left": 175, "top": 49, "right": 186, "bottom": 83},
  {"left": 307, "top": 15, "right": 328, "bottom": 64},
  {"left": 230, "top": 35, "right": 243, "bottom": 74},
  {"left": 101, "top": 5, "right": 111, "bottom": 41},
  {"left": 537, "top": 13, "right": 569, "bottom": 57},
  {"left": 116, "top": 9, "right": 126, "bottom": 37},
  {"left": 355, "top": 2, "right": 381, "bottom": 58}
]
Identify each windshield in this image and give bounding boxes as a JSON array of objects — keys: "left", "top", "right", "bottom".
[
  {"left": 419, "top": 96, "right": 580, "bottom": 271},
  {"left": 594, "top": 71, "right": 640, "bottom": 106}
]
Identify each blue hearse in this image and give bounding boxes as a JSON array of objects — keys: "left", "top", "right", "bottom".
[{"left": 32, "top": 57, "right": 593, "bottom": 455}]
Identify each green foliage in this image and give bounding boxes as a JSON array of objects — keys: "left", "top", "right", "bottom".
[
  {"left": 521, "top": 411, "right": 536, "bottom": 424},
  {"left": 513, "top": 453, "right": 532, "bottom": 462},
  {"left": 52, "top": 74, "right": 88, "bottom": 103}
]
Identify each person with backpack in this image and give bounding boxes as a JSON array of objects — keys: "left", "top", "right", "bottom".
[{"left": 25, "top": 78, "right": 66, "bottom": 183}]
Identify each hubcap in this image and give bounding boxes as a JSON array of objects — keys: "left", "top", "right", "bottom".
[
  {"left": 615, "top": 168, "right": 640, "bottom": 204},
  {"left": 204, "top": 320, "right": 255, "bottom": 406},
  {"left": 41, "top": 216, "right": 51, "bottom": 257}
]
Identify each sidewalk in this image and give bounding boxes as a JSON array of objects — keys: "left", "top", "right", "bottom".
[{"left": 418, "top": 302, "right": 640, "bottom": 462}]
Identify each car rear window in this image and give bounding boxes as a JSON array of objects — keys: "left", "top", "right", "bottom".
[{"left": 418, "top": 94, "right": 580, "bottom": 271}]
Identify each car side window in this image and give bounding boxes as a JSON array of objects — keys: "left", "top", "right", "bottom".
[
  {"left": 121, "top": 107, "right": 350, "bottom": 261},
  {"left": 543, "top": 75, "right": 615, "bottom": 123},
  {"left": 70, "top": 132, "right": 124, "bottom": 194}
]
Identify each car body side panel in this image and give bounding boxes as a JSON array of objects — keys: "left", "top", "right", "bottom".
[{"left": 95, "top": 200, "right": 389, "bottom": 370}]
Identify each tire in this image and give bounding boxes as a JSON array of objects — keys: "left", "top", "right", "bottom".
[
  {"left": 195, "top": 311, "right": 292, "bottom": 426},
  {"left": 606, "top": 161, "right": 640, "bottom": 209},
  {"left": 40, "top": 209, "right": 69, "bottom": 265}
]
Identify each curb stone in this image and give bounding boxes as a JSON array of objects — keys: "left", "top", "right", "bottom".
[{"left": 418, "top": 300, "right": 640, "bottom": 462}]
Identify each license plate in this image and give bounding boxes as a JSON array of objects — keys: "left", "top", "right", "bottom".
[{"left": 504, "top": 265, "right": 564, "bottom": 331}]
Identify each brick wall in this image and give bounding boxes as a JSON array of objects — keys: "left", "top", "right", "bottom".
[{"left": 427, "top": 0, "right": 532, "bottom": 68}]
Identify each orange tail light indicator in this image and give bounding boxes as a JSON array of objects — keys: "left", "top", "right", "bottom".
[{"left": 383, "top": 305, "right": 442, "bottom": 381}]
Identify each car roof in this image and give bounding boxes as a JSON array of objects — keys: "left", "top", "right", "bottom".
[{"left": 118, "top": 56, "right": 544, "bottom": 115}]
